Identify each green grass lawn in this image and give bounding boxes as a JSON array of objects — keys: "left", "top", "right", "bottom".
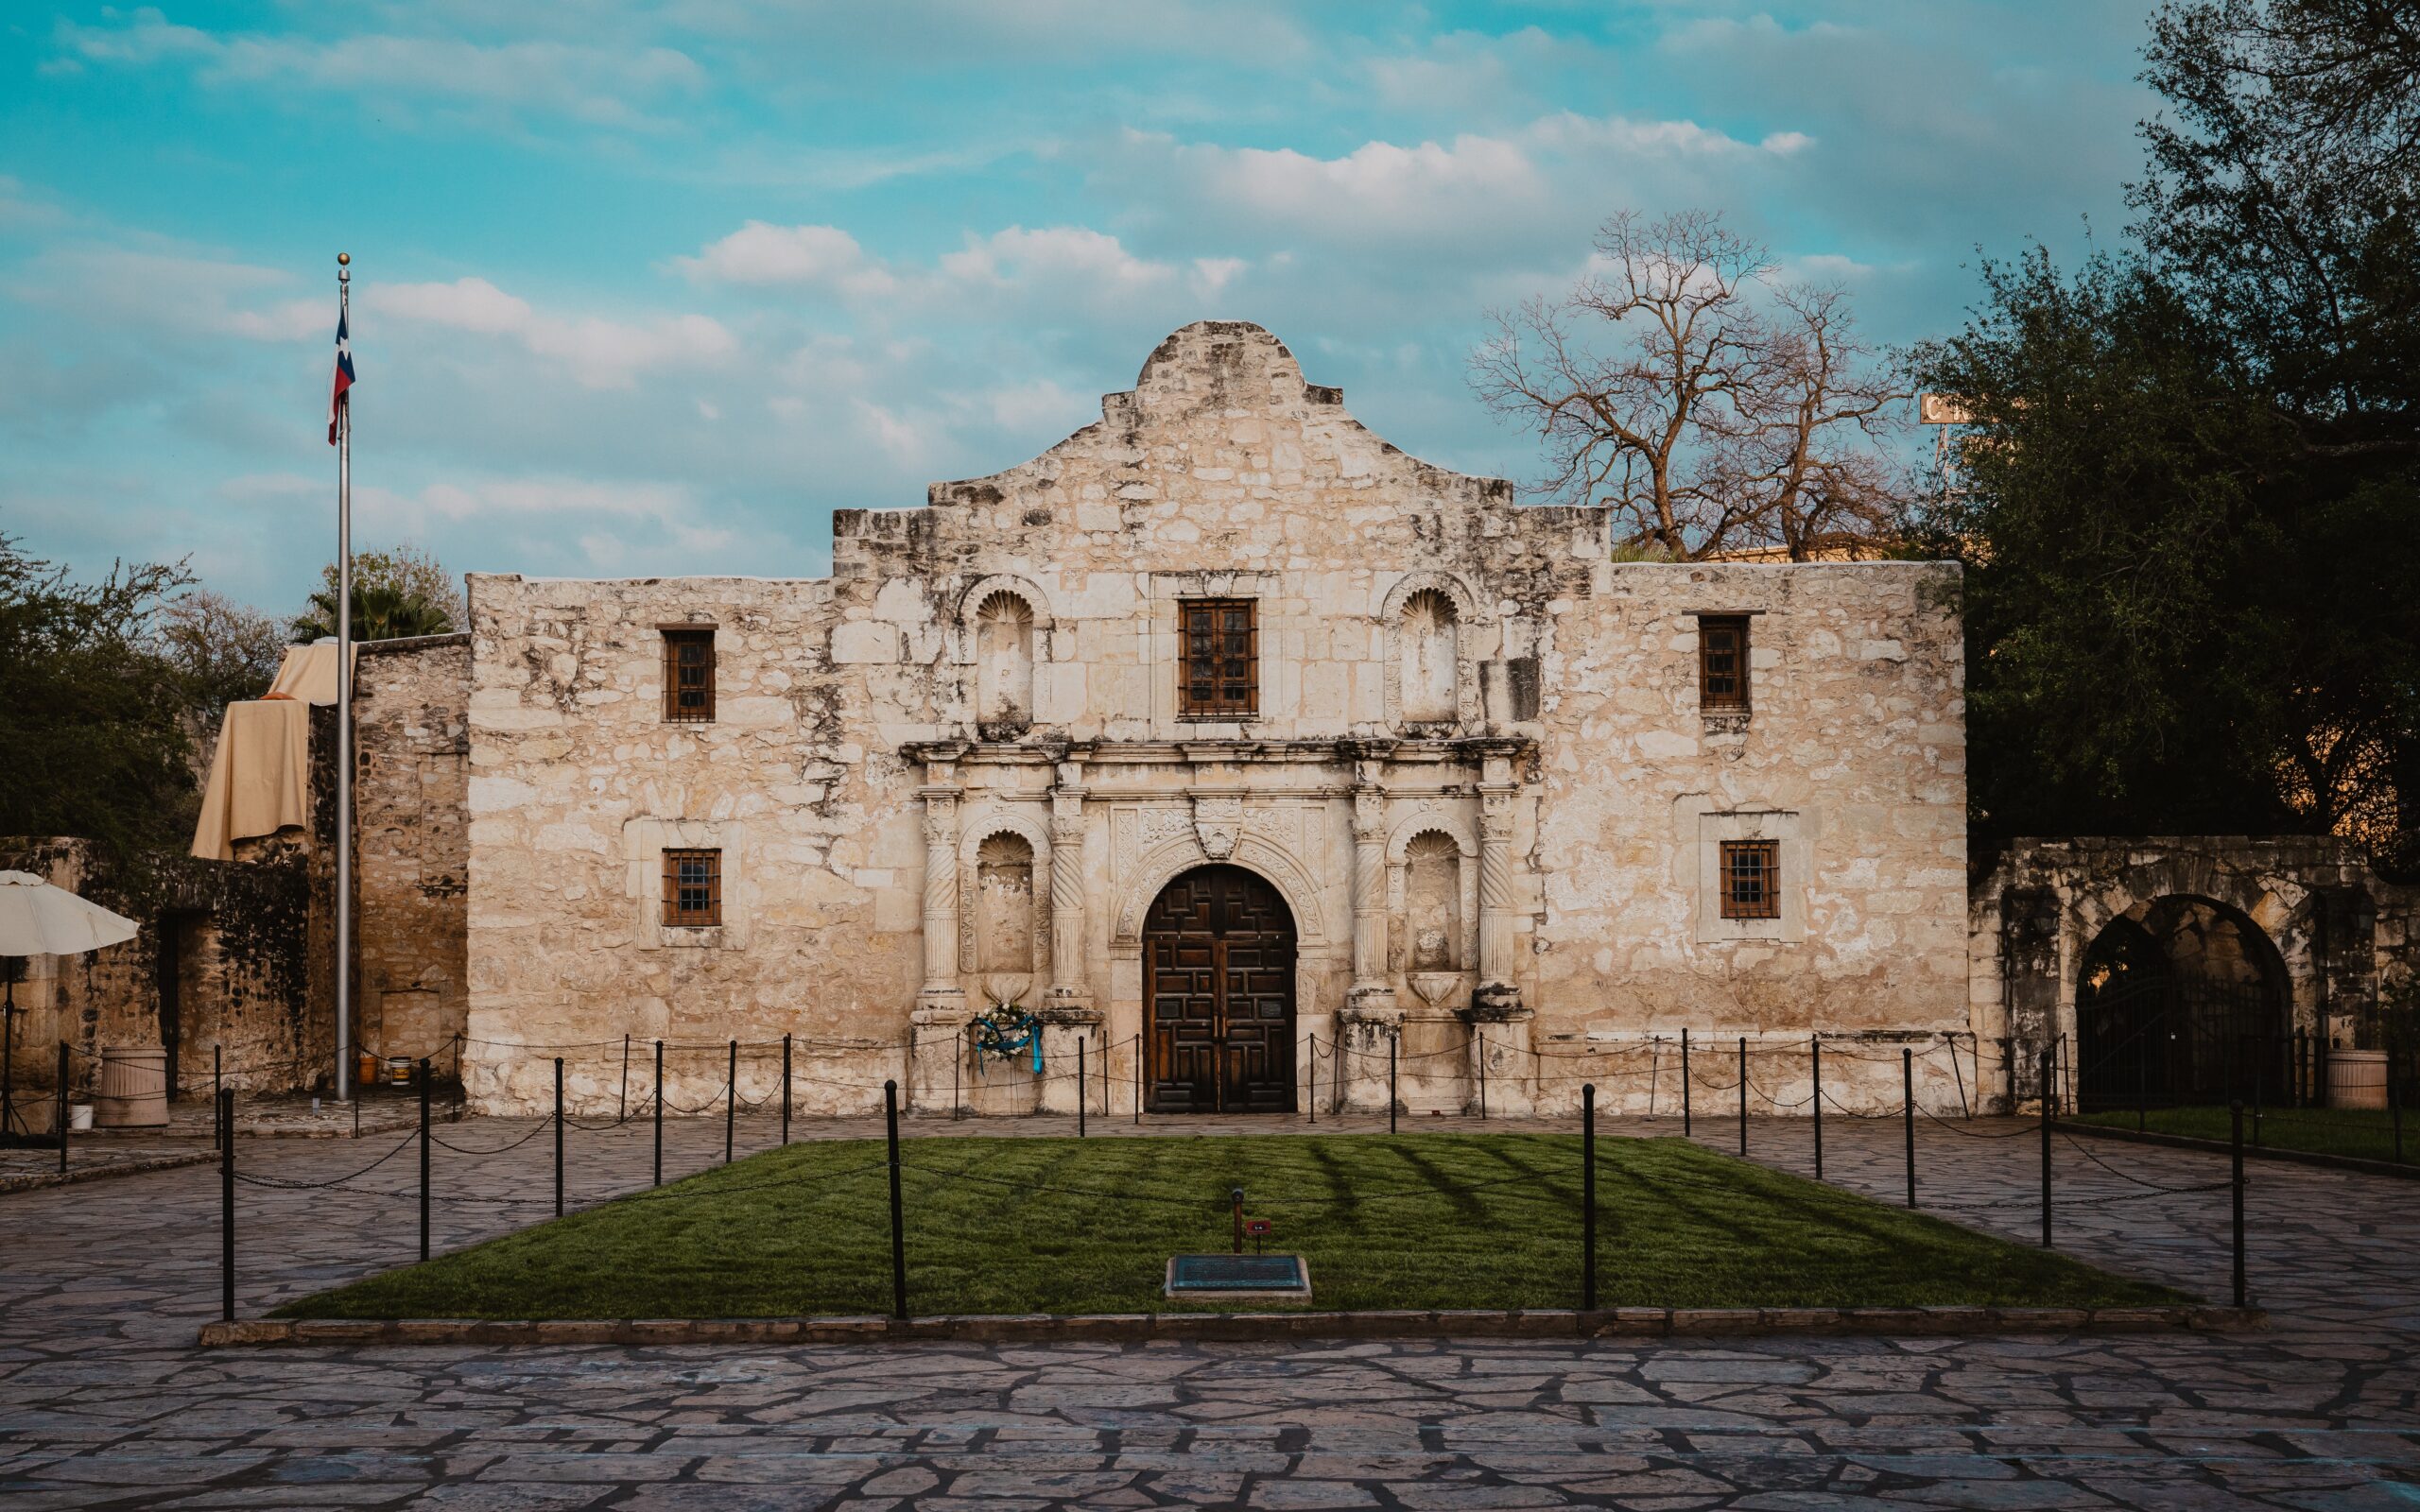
[
  {"left": 278, "top": 1132, "right": 2185, "bottom": 1320},
  {"left": 2074, "top": 1104, "right": 2416, "bottom": 1165}
]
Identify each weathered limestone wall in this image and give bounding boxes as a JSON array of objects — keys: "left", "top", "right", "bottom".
[
  {"left": 1530, "top": 562, "right": 1970, "bottom": 1113},
  {"left": 461, "top": 321, "right": 1972, "bottom": 1116},
  {"left": 1968, "top": 836, "right": 2420, "bottom": 1109},
  {"left": 352, "top": 635, "right": 472, "bottom": 1070},
  {"left": 0, "top": 835, "right": 314, "bottom": 1119}
]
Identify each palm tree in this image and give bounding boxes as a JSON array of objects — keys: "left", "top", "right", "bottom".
[{"left": 287, "top": 582, "right": 455, "bottom": 644}]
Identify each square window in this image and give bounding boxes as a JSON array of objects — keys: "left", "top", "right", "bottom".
[
  {"left": 1699, "top": 615, "right": 1750, "bottom": 713},
  {"left": 1719, "top": 839, "right": 1780, "bottom": 920},
  {"left": 662, "top": 849, "right": 721, "bottom": 927},
  {"left": 1179, "top": 598, "right": 1256, "bottom": 719},
  {"left": 662, "top": 627, "right": 716, "bottom": 722}
]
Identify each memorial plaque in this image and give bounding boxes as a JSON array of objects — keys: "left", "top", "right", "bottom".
[{"left": 1165, "top": 1253, "right": 1311, "bottom": 1298}]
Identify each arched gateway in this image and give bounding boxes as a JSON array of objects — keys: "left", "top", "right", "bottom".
[{"left": 1143, "top": 865, "right": 1296, "bottom": 1113}]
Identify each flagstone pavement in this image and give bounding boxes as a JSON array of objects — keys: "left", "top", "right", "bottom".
[{"left": 1, "top": 1104, "right": 2414, "bottom": 1509}]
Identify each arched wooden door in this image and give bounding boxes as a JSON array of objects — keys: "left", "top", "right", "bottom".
[{"left": 1144, "top": 866, "right": 1296, "bottom": 1113}]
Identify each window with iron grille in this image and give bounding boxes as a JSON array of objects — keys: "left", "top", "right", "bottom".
[
  {"left": 1719, "top": 839, "right": 1780, "bottom": 920},
  {"left": 662, "top": 849, "right": 721, "bottom": 927},
  {"left": 662, "top": 627, "right": 716, "bottom": 722},
  {"left": 1699, "top": 615, "right": 1750, "bottom": 712},
  {"left": 1179, "top": 599, "right": 1257, "bottom": 719}
]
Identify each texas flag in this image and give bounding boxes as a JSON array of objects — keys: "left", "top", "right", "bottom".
[{"left": 327, "top": 307, "right": 355, "bottom": 445}]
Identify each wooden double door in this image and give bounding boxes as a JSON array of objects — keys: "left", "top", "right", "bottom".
[{"left": 1144, "top": 866, "right": 1296, "bottom": 1114}]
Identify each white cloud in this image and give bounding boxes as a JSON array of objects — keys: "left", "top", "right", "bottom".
[
  {"left": 368, "top": 277, "right": 735, "bottom": 388},
  {"left": 53, "top": 9, "right": 705, "bottom": 129},
  {"left": 675, "top": 222, "right": 897, "bottom": 297}
]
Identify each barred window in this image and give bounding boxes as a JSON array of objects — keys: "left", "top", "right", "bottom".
[
  {"left": 662, "top": 627, "right": 716, "bottom": 722},
  {"left": 1179, "top": 599, "right": 1257, "bottom": 719},
  {"left": 663, "top": 849, "right": 722, "bottom": 927},
  {"left": 1719, "top": 839, "right": 1780, "bottom": 920},
  {"left": 1699, "top": 615, "right": 1750, "bottom": 712}
]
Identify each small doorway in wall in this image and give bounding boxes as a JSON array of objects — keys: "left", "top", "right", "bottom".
[{"left": 1143, "top": 866, "right": 1296, "bottom": 1113}]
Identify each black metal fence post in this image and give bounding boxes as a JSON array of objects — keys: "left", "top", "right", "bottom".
[
  {"left": 213, "top": 1043, "right": 223, "bottom": 1150},
  {"left": 1810, "top": 1038, "right": 1824, "bottom": 1180},
  {"left": 1681, "top": 1028, "right": 1692, "bottom": 1137},
  {"left": 2039, "top": 1048, "right": 2054, "bottom": 1248},
  {"left": 57, "top": 1042, "right": 68, "bottom": 1175},
  {"left": 781, "top": 1033, "right": 792, "bottom": 1145},
  {"left": 1389, "top": 1033, "right": 1398, "bottom": 1135},
  {"left": 620, "top": 1033, "right": 631, "bottom": 1125},
  {"left": 418, "top": 1057, "right": 432, "bottom": 1262},
  {"left": 553, "top": 1057, "right": 565, "bottom": 1218},
  {"left": 1307, "top": 1035, "right": 1315, "bottom": 1125},
  {"left": 1737, "top": 1036, "right": 1747, "bottom": 1156},
  {"left": 884, "top": 1079, "right": 908, "bottom": 1322},
  {"left": 1132, "top": 1034, "right": 1141, "bottom": 1125},
  {"left": 218, "top": 1088, "right": 234, "bottom": 1321},
  {"left": 724, "top": 1039, "right": 736, "bottom": 1165},
  {"left": 652, "top": 1039, "right": 664, "bottom": 1188},
  {"left": 1078, "top": 1036, "right": 1088, "bottom": 1138},
  {"left": 2136, "top": 1022, "right": 2148, "bottom": 1132},
  {"left": 1478, "top": 1030, "right": 1488, "bottom": 1121},
  {"left": 2230, "top": 1100, "right": 2247, "bottom": 1308},
  {"left": 1902, "top": 1047, "right": 1917, "bottom": 1209},
  {"left": 2393, "top": 1037, "right": 2405, "bottom": 1165},
  {"left": 1582, "top": 1083, "right": 1598, "bottom": 1312}
]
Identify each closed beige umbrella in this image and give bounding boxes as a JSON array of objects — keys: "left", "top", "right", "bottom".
[{"left": 1, "top": 871, "right": 139, "bottom": 1140}]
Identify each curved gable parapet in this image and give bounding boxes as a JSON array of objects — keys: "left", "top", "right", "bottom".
[{"left": 920, "top": 320, "right": 1521, "bottom": 513}]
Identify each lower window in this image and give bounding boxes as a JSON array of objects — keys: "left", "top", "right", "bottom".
[
  {"left": 663, "top": 849, "right": 722, "bottom": 927},
  {"left": 1718, "top": 839, "right": 1780, "bottom": 920}
]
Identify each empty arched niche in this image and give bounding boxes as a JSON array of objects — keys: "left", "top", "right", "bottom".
[
  {"left": 974, "top": 591, "right": 1035, "bottom": 737},
  {"left": 974, "top": 833, "right": 1037, "bottom": 974},
  {"left": 1397, "top": 588, "right": 1460, "bottom": 728},
  {"left": 1403, "top": 831, "right": 1462, "bottom": 970}
]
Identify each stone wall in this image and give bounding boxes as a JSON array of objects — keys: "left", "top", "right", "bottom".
[
  {"left": 0, "top": 835, "right": 314, "bottom": 1118},
  {"left": 460, "top": 321, "right": 1970, "bottom": 1117},
  {"left": 350, "top": 635, "right": 472, "bottom": 1073},
  {"left": 1969, "top": 835, "right": 2420, "bottom": 1109}
]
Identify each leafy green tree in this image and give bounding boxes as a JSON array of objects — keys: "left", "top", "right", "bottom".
[
  {"left": 288, "top": 544, "right": 461, "bottom": 644},
  {"left": 0, "top": 535, "right": 201, "bottom": 855},
  {"left": 1918, "top": 0, "right": 2420, "bottom": 871}
]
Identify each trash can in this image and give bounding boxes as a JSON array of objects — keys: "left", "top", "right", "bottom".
[
  {"left": 95, "top": 1044, "right": 170, "bottom": 1127},
  {"left": 2327, "top": 1048, "right": 2387, "bottom": 1110}
]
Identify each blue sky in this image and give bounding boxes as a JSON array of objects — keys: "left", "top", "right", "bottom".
[{"left": 0, "top": 1, "right": 2159, "bottom": 615}]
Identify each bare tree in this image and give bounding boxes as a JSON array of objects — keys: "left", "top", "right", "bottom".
[
  {"left": 1474, "top": 209, "right": 1912, "bottom": 559},
  {"left": 1714, "top": 284, "right": 1912, "bottom": 559}
]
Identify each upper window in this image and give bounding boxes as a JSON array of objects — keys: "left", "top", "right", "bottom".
[
  {"left": 1718, "top": 839, "right": 1780, "bottom": 919},
  {"left": 1698, "top": 615, "right": 1750, "bottom": 713},
  {"left": 1179, "top": 599, "right": 1257, "bottom": 719},
  {"left": 662, "top": 849, "right": 722, "bottom": 927},
  {"left": 662, "top": 627, "right": 716, "bottom": 722}
]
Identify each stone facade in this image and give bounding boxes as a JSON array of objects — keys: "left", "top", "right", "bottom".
[
  {"left": 1971, "top": 835, "right": 2420, "bottom": 1108},
  {"left": 0, "top": 835, "right": 312, "bottom": 1119},
  {"left": 350, "top": 635, "right": 472, "bottom": 1071},
  {"left": 458, "top": 322, "right": 1971, "bottom": 1118}
]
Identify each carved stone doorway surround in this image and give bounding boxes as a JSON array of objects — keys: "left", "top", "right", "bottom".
[{"left": 907, "top": 736, "right": 1534, "bottom": 1118}]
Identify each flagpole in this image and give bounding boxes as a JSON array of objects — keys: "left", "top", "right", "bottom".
[{"left": 335, "top": 250, "right": 354, "bottom": 1106}]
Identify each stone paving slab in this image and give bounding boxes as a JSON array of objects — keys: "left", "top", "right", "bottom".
[{"left": 0, "top": 1110, "right": 2415, "bottom": 1507}]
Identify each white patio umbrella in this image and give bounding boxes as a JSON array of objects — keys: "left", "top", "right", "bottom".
[{"left": 1, "top": 871, "right": 140, "bottom": 1139}]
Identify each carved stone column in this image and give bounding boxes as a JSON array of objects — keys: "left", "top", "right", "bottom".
[
  {"left": 908, "top": 747, "right": 968, "bottom": 1113},
  {"left": 1046, "top": 760, "right": 1090, "bottom": 1007},
  {"left": 1345, "top": 756, "right": 1396, "bottom": 1017},
  {"left": 1036, "top": 757, "right": 1101, "bottom": 1115},
  {"left": 1473, "top": 747, "right": 1524, "bottom": 1017}
]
